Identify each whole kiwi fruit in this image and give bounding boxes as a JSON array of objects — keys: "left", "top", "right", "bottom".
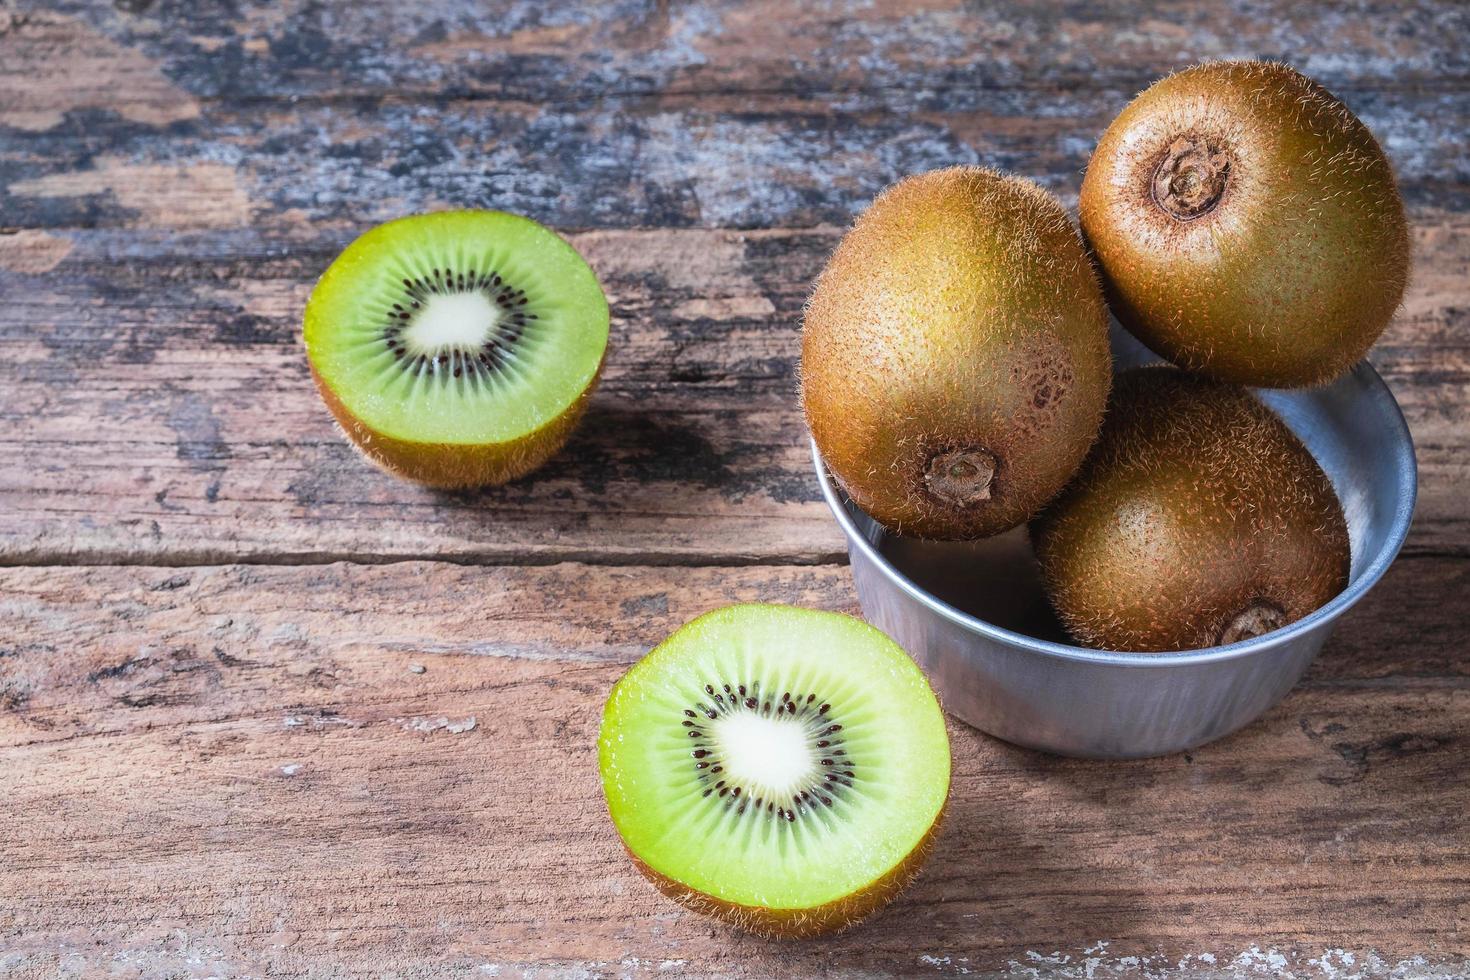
[
  {"left": 1031, "top": 366, "right": 1350, "bottom": 652},
  {"left": 1080, "top": 61, "right": 1410, "bottom": 388},
  {"left": 802, "top": 166, "right": 1112, "bottom": 540}
]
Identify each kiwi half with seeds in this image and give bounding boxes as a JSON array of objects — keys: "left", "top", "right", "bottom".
[
  {"left": 304, "top": 210, "right": 609, "bottom": 488},
  {"left": 599, "top": 604, "right": 950, "bottom": 938}
]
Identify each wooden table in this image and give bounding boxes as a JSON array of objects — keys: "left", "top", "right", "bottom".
[{"left": 2, "top": 2, "right": 1466, "bottom": 977}]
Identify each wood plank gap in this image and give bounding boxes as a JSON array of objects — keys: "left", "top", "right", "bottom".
[{"left": 0, "top": 547, "right": 853, "bottom": 570}]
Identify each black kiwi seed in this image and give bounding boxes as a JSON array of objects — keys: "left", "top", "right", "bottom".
[{"left": 679, "top": 680, "right": 855, "bottom": 828}]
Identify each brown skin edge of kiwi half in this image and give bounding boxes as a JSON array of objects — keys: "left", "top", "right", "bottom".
[
  {"left": 309, "top": 358, "right": 604, "bottom": 489},
  {"left": 622, "top": 798, "right": 947, "bottom": 939}
]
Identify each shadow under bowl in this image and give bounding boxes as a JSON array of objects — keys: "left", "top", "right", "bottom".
[{"left": 813, "top": 327, "right": 1417, "bottom": 758}]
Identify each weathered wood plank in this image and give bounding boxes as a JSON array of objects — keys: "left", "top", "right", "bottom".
[
  {"left": 3, "top": 555, "right": 1463, "bottom": 723},
  {"left": 2, "top": 2, "right": 1468, "bottom": 235},
  {"left": 1, "top": 217, "right": 1465, "bottom": 565},
  {"left": 0, "top": 226, "right": 834, "bottom": 565},
  {"left": 19, "top": 0, "right": 1470, "bottom": 106},
  {"left": 2, "top": 558, "right": 1466, "bottom": 977}
]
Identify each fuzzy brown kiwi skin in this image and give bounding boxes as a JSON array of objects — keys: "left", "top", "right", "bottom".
[
  {"left": 1080, "top": 61, "right": 1410, "bottom": 389},
  {"left": 624, "top": 798, "right": 945, "bottom": 939},
  {"left": 1030, "top": 366, "right": 1350, "bottom": 653},
  {"left": 310, "top": 358, "right": 602, "bottom": 489},
  {"left": 802, "top": 166, "right": 1112, "bottom": 540}
]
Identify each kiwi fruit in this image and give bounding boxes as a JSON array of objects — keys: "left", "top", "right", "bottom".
[
  {"left": 802, "top": 166, "right": 1112, "bottom": 540},
  {"left": 598, "top": 604, "right": 950, "bottom": 938},
  {"left": 1031, "top": 366, "right": 1350, "bottom": 652},
  {"left": 1080, "top": 61, "right": 1410, "bottom": 388},
  {"left": 303, "top": 210, "right": 609, "bottom": 488}
]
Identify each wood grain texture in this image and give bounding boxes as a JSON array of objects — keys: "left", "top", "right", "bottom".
[
  {"left": 0, "top": 226, "right": 835, "bottom": 566},
  {"left": 2, "top": 559, "right": 1467, "bottom": 978},
  {"left": 3, "top": 1, "right": 1469, "bottom": 976},
  {"left": 2, "top": 1, "right": 1468, "bottom": 232}
]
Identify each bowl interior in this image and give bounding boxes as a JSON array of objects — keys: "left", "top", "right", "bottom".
[{"left": 825, "top": 322, "right": 1418, "bottom": 658}]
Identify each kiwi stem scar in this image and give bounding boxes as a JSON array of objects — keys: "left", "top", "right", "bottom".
[
  {"left": 1151, "top": 134, "right": 1231, "bottom": 220},
  {"left": 923, "top": 448, "right": 997, "bottom": 508},
  {"left": 1218, "top": 599, "right": 1287, "bottom": 645}
]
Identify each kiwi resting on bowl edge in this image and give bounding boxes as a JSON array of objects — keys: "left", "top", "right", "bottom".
[
  {"left": 801, "top": 166, "right": 1112, "bottom": 541},
  {"left": 1080, "top": 61, "right": 1409, "bottom": 388}
]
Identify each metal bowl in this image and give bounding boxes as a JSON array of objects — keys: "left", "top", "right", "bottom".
[{"left": 813, "top": 327, "right": 1417, "bottom": 758}]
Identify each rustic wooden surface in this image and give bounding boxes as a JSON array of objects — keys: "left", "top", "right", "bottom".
[{"left": 1, "top": 1, "right": 1467, "bottom": 977}]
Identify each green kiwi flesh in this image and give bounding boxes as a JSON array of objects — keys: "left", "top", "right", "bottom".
[
  {"left": 1031, "top": 366, "right": 1350, "bottom": 652},
  {"left": 1080, "top": 61, "right": 1409, "bottom": 388},
  {"left": 304, "top": 210, "right": 609, "bottom": 487},
  {"left": 802, "top": 166, "right": 1112, "bottom": 540},
  {"left": 598, "top": 604, "right": 951, "bottom": 938}
]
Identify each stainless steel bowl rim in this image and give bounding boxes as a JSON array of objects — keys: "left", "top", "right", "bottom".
[{"left": 812, "top": 360, "right": 1418, "bottom": 669}]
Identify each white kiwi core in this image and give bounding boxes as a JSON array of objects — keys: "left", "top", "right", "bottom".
[
  {"left": 713, "top": 712, "right": 819, "bottom": 800},
  {"left": 402, "top": 291, "right": 502, "bottom": 355}
]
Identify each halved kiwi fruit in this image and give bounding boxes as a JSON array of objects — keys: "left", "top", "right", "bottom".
[
  {"left": 598, "top": 604, "right": 951, "bottom": 938},
  {"left": 1080, "top": 61, "right": 1409, "bottom": 387},
  {"left": 304, "top": 210, "right": 609, "bottom": 488},
  {"left": 1031, "top": 366, "right": 1350, "bottom": 652},
  {"left": 802, "top": 166, "right": 1112, "bottom": 540}
]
